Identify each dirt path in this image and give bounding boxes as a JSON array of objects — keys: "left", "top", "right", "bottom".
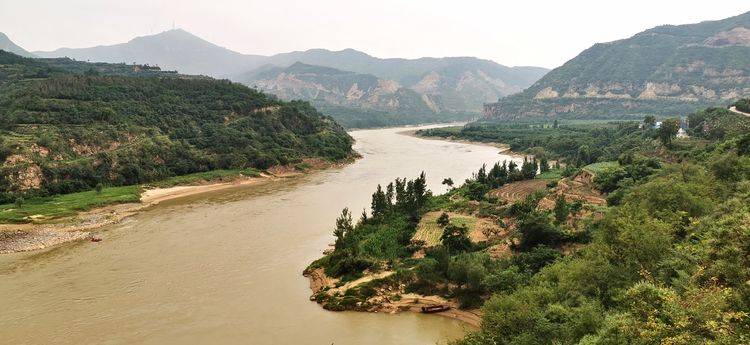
[{"left": 729, "top": 106, "right": 750, "bottom": 117}]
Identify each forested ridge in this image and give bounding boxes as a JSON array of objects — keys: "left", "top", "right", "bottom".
[
  {"left": 309, "top": 102, "right": 750, "bottom": 344},
  {"left": 0, "top": 50, "right": 353, "bottom": 204}
]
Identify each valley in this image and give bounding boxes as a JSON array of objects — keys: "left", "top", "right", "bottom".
[
  {"left": 1, "top": 4, "right": 749, "bottom": 345},
  {"left": 0, "top": 124, "right": 514, "bottom": 344}
]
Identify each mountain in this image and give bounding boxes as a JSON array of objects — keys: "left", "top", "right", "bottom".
[
  {"left": 249, "top": 50, "right": 548, "bottom": 113},
  {"left": 261, "top": 48, "right": 547, "bottom": 89},
  {"left": 0, "top": 50, "right": 353, "bottom": 202},
  {"left": 34, "top": 29, "right": 548, "bottom": 118},
  {"left": 0, "top": 33, "right": 34, "bottom": 57},
  {"left": 234, "top": 52, "right": 548, "bottom": 125},
  {"left": 236, "top": 62, "right": 466, "bottom": 128},
  {"left": 34, "top": 29, "right": 266, "bottom": 76},
  {"left": 237, "top": 62, "right": 441, "bottom": 112},
  {"left": 485, "top": 11, "right": 750, "bottom": 120}
]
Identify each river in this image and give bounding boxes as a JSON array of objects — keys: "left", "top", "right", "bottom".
[{"left": 0, "top": 125, "right": 521, "bottom": 345}]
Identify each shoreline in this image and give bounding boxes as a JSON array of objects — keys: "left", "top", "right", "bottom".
[
  {"left": 301, "top": 128, "right": 514, "bottom": 328},
  {"left": 398, "top": 128, "right": 529, "bottom": 159},
  {"left": 303, "top": 267, "right": 482, "bottom": 328},
  {"left": 0, "top": 158, "right": 351, "bottom": 254}
]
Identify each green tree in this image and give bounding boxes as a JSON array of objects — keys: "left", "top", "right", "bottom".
[
  {"left": 333, "top": 208, "right": 353, "bottom": 250},
  {"left": 553, "top": 195, "right": 569, "bottom": 225},
  {"left": 437, "top": 212, "right": 450, "bottom": 227},
  {"left": 441, "top": 224, "right": 471, "bottom": 252},
  {"left": 516, "top": 211, "right": 562, "bottom": 251},
  {"left": 659, "top": 118, "right": 680, "bottom": 146},
  {"left": 539, "top": 157, "right": 550, "bottom": 173},
  {"left": 464, "top": 181, "right": 488, "bottom": 201},
  {"left": 442, "top": 177, "right": 454, "bottom": 188},
  {"left": 643, "top": 115, "right": 656, "bottom": 128},
  {"left": 370, "top": 185, "right": 389, "bottom": 218}
]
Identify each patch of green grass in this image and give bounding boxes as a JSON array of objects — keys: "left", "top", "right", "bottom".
[
  {"left": 146, "top": 168, "right": 260, "bottom": 188},
  {"left": 294, "top": 162, "right": 312, "bottom": 171},
  {"left": 415, "top": 126, "right": 462, "bottom": 137},
  {"left": 0, "top": 168, "right": 262, "bottom": 224},
  {"left": 0, "top": 185, "right": 142, "bottom": 224},
  {"left": 536, "top": 169, "right": 563, "bottom": 180},
  {"left": 583, "top": 161, "right": 620, "bottom": 175}
]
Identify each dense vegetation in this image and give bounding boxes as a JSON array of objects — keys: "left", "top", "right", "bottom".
[
  {"left": 0, "top": 50, "right": 353, "bottom": 205},
  {"left": 310, "top": 104, "right": 750, "bottom": 343},
  {"left": 733, "top": 98, "right": 750, "bottom": 113},
  {"left": 417, "top": 121, "right": 654, "bottom": 166},
  {"left": 307, "top": 157, "right": 544, "bottom": 308}
]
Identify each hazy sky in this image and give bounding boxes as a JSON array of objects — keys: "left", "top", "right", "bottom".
[{"left": 1, "top": 1, "right": 748, "bottom": 68}]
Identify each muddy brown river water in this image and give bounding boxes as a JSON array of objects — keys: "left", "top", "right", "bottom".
[{"left": 0, "top": 125, "right": 521, "bottom": 345}]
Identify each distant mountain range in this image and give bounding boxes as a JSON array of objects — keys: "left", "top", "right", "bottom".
[
  {"left": 0, "top": 33, "right": 34, "bottom": 58},
  {"left": 236, "top": 62, "right": 441, "bottom": 115},
  {"left": 484, "top": 11, "right": 750, "bottom": 120},
  {"left": 241, "top": 48, "right": 548, "bottom": 114},
  {"left": 23, "top": 29, "right": 548, "bottom": 123},
  {"left": 33, "top": 29, "right": 266, "bottom": 76}
]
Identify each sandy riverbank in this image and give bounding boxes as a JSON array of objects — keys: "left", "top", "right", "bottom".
[
  {"left": 398, "top": 129, "right": 526, "bottom": 160},
  {"left": 0, "top": 158, "right": 350, "bottom": 254},
  {"left": 0, "top": 175, "right": 272, "bottom": 254},
  {"left": 304, "top": 267, "right": 482, "bottom": 328}
]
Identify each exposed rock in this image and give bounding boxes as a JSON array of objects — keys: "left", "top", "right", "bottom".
[
  {"left": 704, "top": 27, "right": 750, "bottom": 47},
  {"left": 534, "top": 87, "right": 559, "bottom": 99}
]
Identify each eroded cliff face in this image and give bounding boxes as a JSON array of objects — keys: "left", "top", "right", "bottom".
[
  {"left": 412, "top": 69, "right": 522, "bottom": 112},
  {"left": 529, "top": 65, "right": 750, "bottom": 103},
  {"left": 252, "top": 70, "right": 436, "bottom": 113}
]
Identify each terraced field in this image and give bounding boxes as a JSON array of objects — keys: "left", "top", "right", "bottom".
[
  {"left": 413, "top": 211, "right": 501, "bottom": 247},
  {"left": 487, "top": 179, "right": 549, "bottom": 203}
]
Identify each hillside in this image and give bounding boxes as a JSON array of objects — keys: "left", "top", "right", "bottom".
[
  {"left": 33, "top": 29, "right": 266, "bottom": 76},
  {"left": 255, "top": 49, "right": 548, "bottom": 111},
  {"left": 0, "top": 33, "right": 34, "bottom": 58},
  {"left": 235, "top": 62, "right": 474, "bottom": 127},
  {"left": 0, "top": 50, "right": 353, "bottom": 203},
  {"left": 485, "top": 11, "right": 750, "bottom": 120},
  {"left": 311, "top": 104, "right": 750, "bottom": 344},
  {"left": 237, "top": 62, "right": 440, "bottom": 113}
]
